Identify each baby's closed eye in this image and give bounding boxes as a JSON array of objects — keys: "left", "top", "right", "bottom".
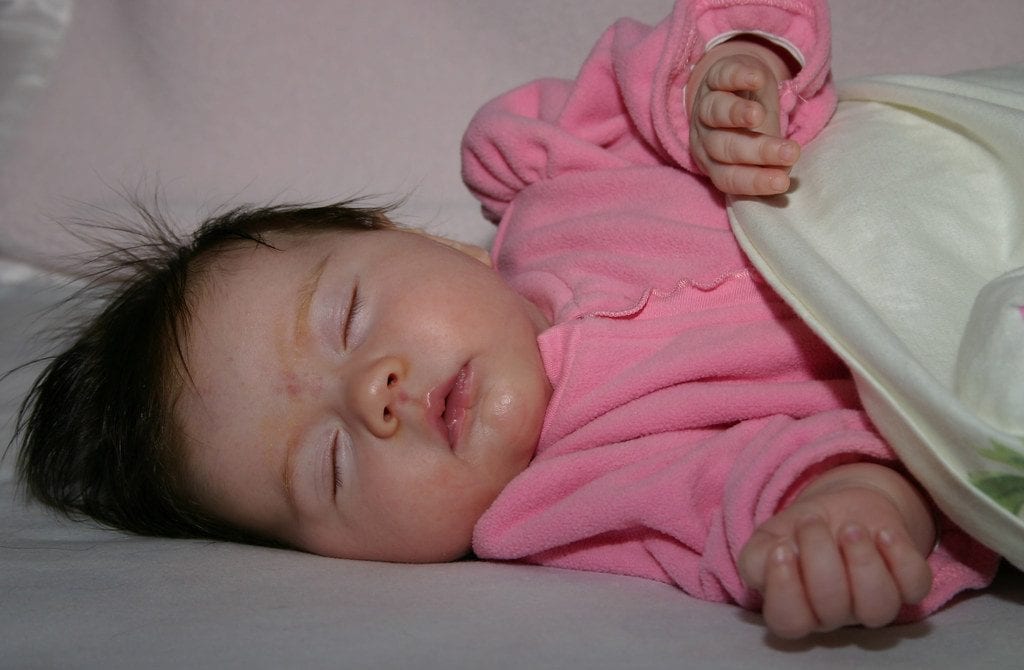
[{"left": 342, "top": 282, "right": 362, "bottom": 350}]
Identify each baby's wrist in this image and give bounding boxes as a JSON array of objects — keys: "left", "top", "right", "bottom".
[
  {"left": 794, "top": 462, "right": 937, "bottom": 555},
  {"left": 702, "top": 37, "right": 793, "bottom": 85}
]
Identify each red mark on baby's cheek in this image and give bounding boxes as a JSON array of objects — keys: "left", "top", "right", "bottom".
[
  {"left": 278, "top": 370, "right": 323, "bottom": 401},
  {"left": 286, "top": 380, "right": 302, "bottom": 399},
  {"left": 280, "top": 371, "right": 304, "bottom": 400}
]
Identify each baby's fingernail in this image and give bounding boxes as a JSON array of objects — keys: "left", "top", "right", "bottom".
[
  {"left": 743, "top": 104, "right": 757, "bottom": 125},
  {"left": 878, "top": 529, "right": 895, "bottom": 546},
  {"left": 779, "top": 142, "right": 797, "bottom": 162},
  {"left": 772, "top": 541, "right": 799, "bottom": 564}
]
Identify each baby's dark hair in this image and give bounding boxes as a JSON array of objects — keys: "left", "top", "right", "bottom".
[{"left": 12, "top": 198, "right": 396, "bottom": 544}]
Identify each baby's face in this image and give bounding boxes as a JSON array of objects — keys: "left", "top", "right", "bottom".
[{"left": 176, "top": 228, "right": 551, "bottom": 561}]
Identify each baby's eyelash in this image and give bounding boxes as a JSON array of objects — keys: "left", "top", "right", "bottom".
[
  {"left": 332, "top": 431, "right": 345, "bottom": 490},
  {"left": 342, "top": 283, "right": 362, "bottom": 349}
]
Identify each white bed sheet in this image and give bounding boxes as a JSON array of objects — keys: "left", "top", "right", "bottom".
[{"left": 730, "top": 65, "right": 1024, "bottom": 570}]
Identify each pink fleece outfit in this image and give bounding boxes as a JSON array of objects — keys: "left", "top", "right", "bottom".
[{"left": 463, "top": 0, "right": 998, "bottom": 619}]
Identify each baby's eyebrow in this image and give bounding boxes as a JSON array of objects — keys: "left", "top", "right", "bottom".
[
  {"left": 281, "top": 253, "right": 332, "bottom": 509},
  {"left": 293, "top": 253, "right": 331, "bottom": 347}
]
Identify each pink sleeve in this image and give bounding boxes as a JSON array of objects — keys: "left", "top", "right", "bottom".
[
  {"left": 461, "top": 0, "right": 836, "bottom": 221},
  {"left": 474, "top": 320, "right": 998, "bottom": 615},
  {"left": 477, "top": 406, "right": 998, "bottom": 618},
  {"left": 719, "top": 431, "right": 1000, "bottom": 621}
]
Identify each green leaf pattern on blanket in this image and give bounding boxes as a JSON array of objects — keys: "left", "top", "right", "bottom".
[{"left": 971, "top": 438, "right": 1024, "bottom": 518}]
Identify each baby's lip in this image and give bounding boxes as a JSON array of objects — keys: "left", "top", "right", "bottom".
[
  {"left": 443, "top": 364, "right": 474, "bottom": 451},
  {"left": 426, "top": 363, "right": 474, "bottom": 451}
]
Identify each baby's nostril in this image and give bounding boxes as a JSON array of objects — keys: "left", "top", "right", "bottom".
[
  {"left": 387, "top": 373, "right": 397, "bottom": 387},
  {"left": 383, "top": 407, "right": 392, "bottom": 421}
]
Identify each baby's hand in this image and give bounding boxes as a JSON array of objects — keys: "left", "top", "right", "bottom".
[
  {"left": 737, "top": 464, "right": 935, "bottom": 639},
  {"left": 687, "top": 42, "right": 800, "bottom": 196}
]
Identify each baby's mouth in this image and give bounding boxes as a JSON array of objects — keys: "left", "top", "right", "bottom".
[
  {"left": 428, "top": 363, "right": 474, "bottom": 451},
  {"left": 442, "top": 364, "right": 473, "bottom": 451}
]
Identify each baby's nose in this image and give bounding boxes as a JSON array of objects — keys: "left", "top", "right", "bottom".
[{"left": 348, "top": 356, "right": 405, "bottom": 438}]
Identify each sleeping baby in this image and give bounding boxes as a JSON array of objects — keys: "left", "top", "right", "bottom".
[{"left": 14, "top": 0, "right": 999, "bottom": 639}]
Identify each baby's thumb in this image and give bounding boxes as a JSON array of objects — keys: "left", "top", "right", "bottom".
[{"left": 737, "top": 529, "right": 779, "bottom": 592}]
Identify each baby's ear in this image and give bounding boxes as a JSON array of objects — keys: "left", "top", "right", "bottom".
[{"left": 412, "top": 229, "right": 493, "bottom": 267}]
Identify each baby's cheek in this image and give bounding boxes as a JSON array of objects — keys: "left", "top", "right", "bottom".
[
  {"left": 422, "top": 461, "right": 473, "bottom": 495},
  {"left": 424, "top": 463, "right": 500, "bottom": 518},
  {"left": 482, "top": 384, "right": 545, "bottom": 459},
  {"left": 486, "top": 391, "right": 515, "bottom": 423},
  {"left": 276, "top": 369, "right": 323, "bottom": 400}
]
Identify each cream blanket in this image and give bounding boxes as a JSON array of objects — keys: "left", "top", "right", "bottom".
[{"left": 730, "top": 65, "right": 1024, "bottom": 569}]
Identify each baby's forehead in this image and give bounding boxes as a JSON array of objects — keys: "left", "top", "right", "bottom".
[{"left": 195, "top": 230, "right": 338, "bottom": 282}]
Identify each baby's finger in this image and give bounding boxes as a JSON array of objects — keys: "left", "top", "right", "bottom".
[
  {"left": 762, "top": 542, "right": 817, "bottom": 639},
  {"left": 840, "top": 523, "right": 902, "bottom": 628},
  {"left": 708, "top": 163, "right": 791, "bottom": 196},
  {"left": 877, "top": 528, "right": 933, "bottom": 604},
  {"left": 705, "top": 58, "right": 767, "bottom": 94},
  {"left": 697, "top": 91, "right": 764, "bottom": 129},
  {"left": 702, "top": 130, "right": 799, "bottom": 167},
  {"left": 738, "top": 529, "right": 777, "bottom": 592},
  {"left": 795, "top": 517, "right": 851, "bottom": 631}
]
